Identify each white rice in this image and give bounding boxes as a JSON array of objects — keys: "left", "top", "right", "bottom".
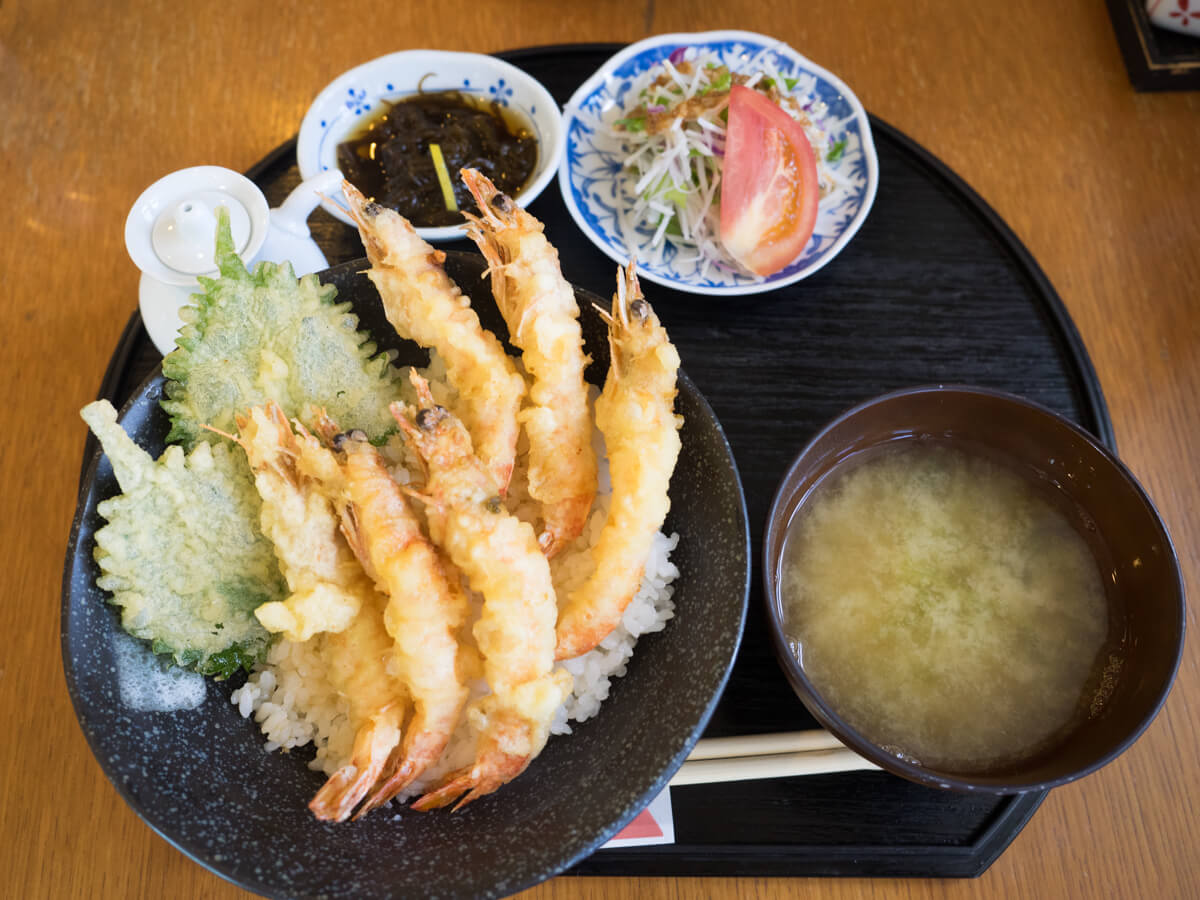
[
  {"left": 230, "top": 408, "right": 680, "bottom": 786},
  {"left": 549, "top": 520, "right": 679, "bottom": 734}
]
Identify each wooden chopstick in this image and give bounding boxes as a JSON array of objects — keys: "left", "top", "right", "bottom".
[
  {"left": 685, "top": 730, "right": 845, "bottom": 761},
  {"left": 669, "top": 730, "right": 880, "bottom": 787}
]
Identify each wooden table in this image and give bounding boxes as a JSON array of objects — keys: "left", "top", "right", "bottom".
[{"left": 3, "top": 0, "right": 1196, "bottom": 896}]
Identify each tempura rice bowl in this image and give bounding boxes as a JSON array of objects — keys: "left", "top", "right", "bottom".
[{"left": 62, "top": 252, "right": 750, "bottom": 898}]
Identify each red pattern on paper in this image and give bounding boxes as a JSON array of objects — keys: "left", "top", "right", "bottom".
[{"left": 614, "top": 807, "right": 664, "bottom": 840}]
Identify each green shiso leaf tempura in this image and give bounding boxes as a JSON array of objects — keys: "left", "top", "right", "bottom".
[
  {"left": 161, "top": 207, "right": 405, "bottom": 447},
  {"left": 81, "top": 400, "right": 283, "bottom": 678}
]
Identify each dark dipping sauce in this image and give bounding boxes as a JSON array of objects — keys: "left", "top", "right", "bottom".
[{"left": 336, "top": 90, "right": 538, "bottom": 228}]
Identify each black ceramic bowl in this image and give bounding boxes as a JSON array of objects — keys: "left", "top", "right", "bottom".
[
  {"left": 63, "top": 253, "right": 749, "bottom": 898},
  {"left": 763, "top": 385, "right": 1184, "bottom": 793}
]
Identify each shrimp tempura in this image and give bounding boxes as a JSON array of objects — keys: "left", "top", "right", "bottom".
[
  {"left": 393, "top": 372, "right": 572, "bottom": 810},
  {"left": 554, "top": 265, "right": 682, "bottom": 659},
  {"left": 228, "top": 404, "right": 366, "bottom": 641},
  {"left": 306, "top": 410, "right": 472, "bottom": 815},
  {"left": 341, "top": 181, "right": 526, "bottom": 494},
  {"left": 310, "top": 589, "right": 408, "bottom": 822},
  {"left": 461, "top": 168, "right": 598, "bottom": 557}
]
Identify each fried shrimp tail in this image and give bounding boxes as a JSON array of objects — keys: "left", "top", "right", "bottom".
[
  {"left": 341, "top": 181, "right": 526, "bottom": 493},
  {"left": 309, "top": 590, "right": 408, "bottom": 822},
  {"left": 305, "top": 410, "right": 471, "bottom": 814},
  {"left": 220, "top": 403, "right": 365, "bottom": 641},
  {"left": 309, "top": 704, "right": 403, "bottom": 822},
  {"left": 410, "top": 697, "right": 562, "bottom": 811},
  {"left": 460, "top": 168, "right": 597, "bottom": 557},
  {"left": 392, "top": 371, "right": 572, "bottom": 809},
  {"left": 555, "top": 264, "right": 682, "bottom": 660}
]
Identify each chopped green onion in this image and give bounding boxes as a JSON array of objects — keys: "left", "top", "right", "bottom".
[
  {"left": 826, "top": 138, "right": 847, "bottom": 163},
  {"left": 784, "top": 76, "right": 800, "bottom": 90},
  {"left": 615, "top": 117, "right": 647, "bottom": 132},
  {"left": 428, "top": 143, "right": 458, "bottom": 212}
]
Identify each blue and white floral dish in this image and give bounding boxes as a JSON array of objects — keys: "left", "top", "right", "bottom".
[
  {"left": 298, "top": 51, "right": 564, "bottom": 242},
  {"left": 558, "top": 31, "right": 879, "bottom": 296}
]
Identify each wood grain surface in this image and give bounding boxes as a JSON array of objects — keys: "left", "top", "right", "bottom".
[{"left": 1, "top": 0, "right": 1196, "bottom": 898}]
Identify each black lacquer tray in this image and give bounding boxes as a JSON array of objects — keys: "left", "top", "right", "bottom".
[{"left": 91, "top": 44, "right": 1113, "bottom": 879}]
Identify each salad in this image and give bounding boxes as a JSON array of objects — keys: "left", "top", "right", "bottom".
[{"left": 609, "top": 45, "right": 850, "bottom": 279}]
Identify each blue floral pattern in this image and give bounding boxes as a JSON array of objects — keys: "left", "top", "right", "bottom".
[
  {"left": 560, "top": 34, "right": 878, "bottom": 295},
  {"left": 344, "top": 87, "right": 370, "bottom": 116},
  {"left": 488, "top": 77, "right": 513, "bottom": 106}
]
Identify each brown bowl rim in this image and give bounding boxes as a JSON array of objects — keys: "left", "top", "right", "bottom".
[{"left": 762, "top": 383, "right": 1186, "bottom": 793}]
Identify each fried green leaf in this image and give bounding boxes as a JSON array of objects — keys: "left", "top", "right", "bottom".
[
  {"left": 161, "top": 208, "right": 405, "bottom": 447},
  {"left": 81, "top": 400, "right": 284, "bottom": 677}
]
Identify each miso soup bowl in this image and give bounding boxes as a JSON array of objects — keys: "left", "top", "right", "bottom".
[{"left": 762, "top": 385, "right": 1185, "bottom": 793}]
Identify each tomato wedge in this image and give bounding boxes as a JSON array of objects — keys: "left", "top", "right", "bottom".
[{"left": 719, "top": 84, "right": 819, "bottom": 277}]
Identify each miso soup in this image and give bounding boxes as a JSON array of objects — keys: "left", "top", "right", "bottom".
[{"left": 781, "top": 442, "right": 1112, "bottom": 772}]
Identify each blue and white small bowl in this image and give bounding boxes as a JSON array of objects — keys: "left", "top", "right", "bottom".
[
  {"left": 558, "top": 32, "right": 879, "bottom": 296},
  {"left": 298, "top": 50, "right": 564, "bottom": 242}
]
